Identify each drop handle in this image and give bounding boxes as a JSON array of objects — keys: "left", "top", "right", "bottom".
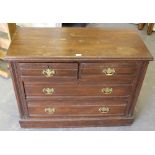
[
  {"left": 101, "top": 88, "right": 113, "bottom": 94},
  {"left": 42, "top": 67, "right": 55, "bottom": 77},
  {"left": 44, "top": 107, "right": 55, "bottom": 114},
  {"left": 99, "top": 106, "right": 110, "bottom": 113},
  {"left": 102, "top": 68, "right": 115, "bottom": 76},
  {"left": 42, "top": 88, "right": 54, "bottom": 95}
]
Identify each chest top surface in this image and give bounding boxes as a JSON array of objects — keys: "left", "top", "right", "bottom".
[{"left": 5, "top": 27, "right": 153, "bottom": 61}]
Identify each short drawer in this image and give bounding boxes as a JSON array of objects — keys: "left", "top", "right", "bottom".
[
  {"left": 80, "top": 62, "right": 139, "bottom": 84},
  {"left": 27, "top": 101, "right": 127, "bottom": 117},
  {"left": 18, "top": 63, "right": 78, "bottom": 82},
  {"left": 24, "top": 84, "right": 132, "bottom": 98}
]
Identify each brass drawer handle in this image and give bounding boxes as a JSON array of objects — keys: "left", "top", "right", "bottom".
[
  {"left": 42, "top": 88, "right": 54, "bottom": 95},
  {"left": 42, "top": 68, "right": 55, "bottom": 77},
  {"left": 99, "top": 106, "right": 110, "bottom": 113},
  {"left": 101, "top": 88, "right": 113, "bottom": 94},
  {"left": 102, "top": 68, "right": 115, "bottom": 76},
  {"left": 44, "top": 107, "right": 55, "bottom": 114}
]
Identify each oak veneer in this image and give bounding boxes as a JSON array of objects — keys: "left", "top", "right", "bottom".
[{"left": 5, "top": 27, "right": 153, "bottom": 128}]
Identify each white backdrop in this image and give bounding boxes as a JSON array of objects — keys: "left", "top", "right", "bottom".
[{"left": 17, "top": 23, "right": 62, "bottom": 27}]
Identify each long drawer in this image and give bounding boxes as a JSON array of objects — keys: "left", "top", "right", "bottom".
[
  {"left": 18, "top": 62, "right": 78, "bottom": 82},
  {"left": 27, "top": 100, "right": 127, "bottom": 117},
  {"left": 24, "top": 84, "right": 132, "bottom": 98},
  {"left": 80, "top": 62, "right": 139, "bottom": 84}
]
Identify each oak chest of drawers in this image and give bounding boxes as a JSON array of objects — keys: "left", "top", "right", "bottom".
[{"left": 5, "top": 27, "right": 153, "bottom": 128}]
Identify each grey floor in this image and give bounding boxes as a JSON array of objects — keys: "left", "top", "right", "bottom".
[{"left": 0, "top": 23, "right": 155, "bottom": 131}]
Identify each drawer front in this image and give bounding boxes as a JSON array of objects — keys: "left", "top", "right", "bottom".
[
  {"left": 18, "top": 63, "right": 78, "bottom": 81},
  {"left": 27, "top": 100, "right": 127, "bottom": 117},
  {"left": 80, "top": 62, "right": 138, "bottom": 84},
  {"left": 24, "top": 84, "right": 132, "bottom": 98}
]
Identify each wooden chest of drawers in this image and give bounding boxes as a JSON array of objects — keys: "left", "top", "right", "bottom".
[{"left": 5, "top": 27, "right": 153, "bottom": 128}]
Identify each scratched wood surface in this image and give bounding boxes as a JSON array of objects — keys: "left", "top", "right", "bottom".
[{"left": 6, "top": 27, "right": 153, "bottom": 61}]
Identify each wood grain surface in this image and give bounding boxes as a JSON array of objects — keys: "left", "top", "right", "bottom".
[{"left": 5, "top": 27, "right": 153, "bottom": 61}]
